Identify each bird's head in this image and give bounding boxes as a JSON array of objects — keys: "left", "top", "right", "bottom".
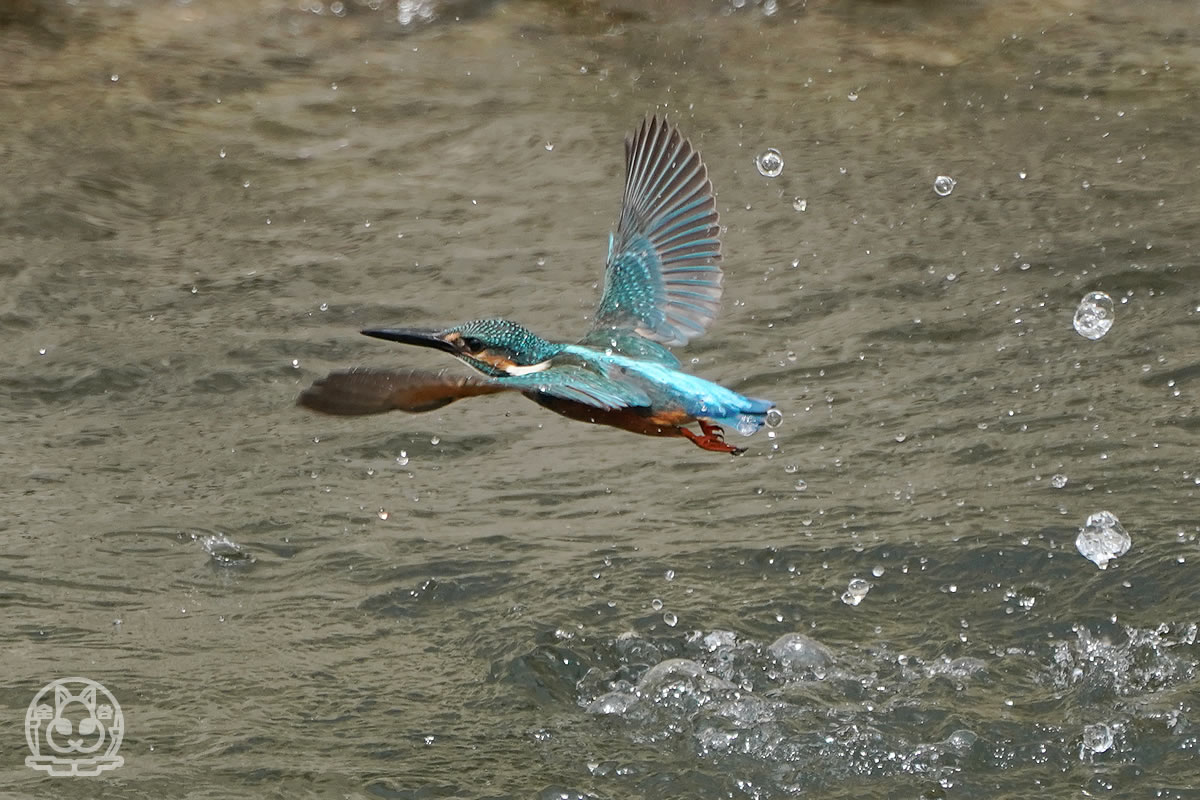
[{"left": 362, "top": 318, "right": 562, "bottom": 378}]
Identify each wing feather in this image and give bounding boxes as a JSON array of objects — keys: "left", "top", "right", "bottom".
[{"left": 590, "top": 116, "right": 723, "bottom": 348}]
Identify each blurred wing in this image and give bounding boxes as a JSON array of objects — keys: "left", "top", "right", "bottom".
[
  {"left": 590, "top": 116, "right": 723, "bottom": 348},
  {"left": 298, "top": 368, "right": 508, "bottom": 415},
  {"left": 299, "top": 366, "right": 651, "bottom": 416}
]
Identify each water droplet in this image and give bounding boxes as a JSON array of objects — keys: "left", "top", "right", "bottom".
[
  {"left": 396, "top": 450, "right": 410, "bottom": 467},
  {"left": 841, "top": 578, "right": 871, "bottom": 606},
  {"left": 1075, "top": 510, "right": 1130, "bottom": 569},
  {"left": 378, "top": 509, "right": 389, "bottom": 520},
  {"left": 1073, "top": 291, "right": 1115, "bottom": 340},
  {"left": 871, "top": 565, "right": 885, "bottom": 577},
  {"left": 933, "top": 175, "right": 956, "bottom": 196},
  {"left": 793, "top": 479, "right": 808, "bottom": 492},
  {"left": 1051, "top": 473, "right": 1068, "bottom": 489},
  {"left": 783, "top": 464, "right": 798, "bottom": 474},
  {"left": 291, "top": 358, "right": 300, "bottom": 368},
  {"left": 430, "top": 436, "right": 440, "bottom": 445},
  {"left": 755, "top": 148, "right": 784, "bottom": 178},
  {"left": 650, "top": 598, "right": 663, "bottom": 611},
  {"left": 1018, "top": 170, "right": 1027, "bottom": 180},
  {"left": 38, "top": 347, "right": 46, "bottom": 356},
  {"left": 544, "top": 141, "right": 554, "bottom": 151},
  {"left": 319, "top": 302, "right": 329, "bottom": 311},
  {"left": 219, "top": 147, "right": 226, "bottom": 158},
  {"left": 894, "top": 432, "right": 907, "bottom": 443},
  {"left": 765, "top": 408, "right": 784, "bottom": 428},
  {"left": 792, "top": 197, "right": 807, "bottom": 212},
  {"left": 663, "top": 611, "right": 678, "bottom": 627},
  {"left": 1082, "top": 722, "right": 1113, "bottom": 754}
]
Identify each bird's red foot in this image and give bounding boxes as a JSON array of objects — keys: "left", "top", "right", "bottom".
[{"left": 681, "top": 421, "right": 745, "bottom": 455}]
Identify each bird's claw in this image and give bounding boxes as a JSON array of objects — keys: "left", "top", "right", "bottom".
[{"left": 682, "top": 422, "right": 744, "bottom": 454}]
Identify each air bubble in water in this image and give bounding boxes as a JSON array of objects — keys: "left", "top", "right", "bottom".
[
  {"left": 841, "top": 578, "right": 871, "bottom": 606},
  {"left": 755, "top": 148, "right": 784, "bottom": 178},
  {"left": 765, "top": 408, "right": 784, "bottom": 428},
  {"left": 792, "top": 197, "right": 807, "bottom": 212},
  {"left": 1050, "top": 473, "right": 1068, "bottom": 488},
  {"left": 933, "top": 175, "right": 956, "bottom": 196},
  {"left": 1075, "top": 510, "right": 1130, "bottom": 569},
  {"left": 1073, "top": 291, "right": 1115, "bottom": 340},
  {"left": 768, "top": 633, "right": 832, "bottom": 672}
]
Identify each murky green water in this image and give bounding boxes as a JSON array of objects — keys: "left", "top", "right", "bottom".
[{"left": 3, "top": 0, "right": 1197, "bottom": 797}]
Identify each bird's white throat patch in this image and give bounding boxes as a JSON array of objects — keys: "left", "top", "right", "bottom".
[{"left": 504, "top": 360, "right": 551, "bottom": 376}]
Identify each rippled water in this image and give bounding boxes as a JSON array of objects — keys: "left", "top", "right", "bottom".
[{"left": 3, "top": 1, "right": 1198, "bottom": 797}]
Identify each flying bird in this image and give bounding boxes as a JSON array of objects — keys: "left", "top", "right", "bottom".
[{"left": 299, "top": 116, "right": 776, "bottom": 454}]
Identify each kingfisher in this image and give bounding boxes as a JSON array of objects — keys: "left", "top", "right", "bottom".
[{"left": 299, "top": 116, "right": 776, "bottom": 454}]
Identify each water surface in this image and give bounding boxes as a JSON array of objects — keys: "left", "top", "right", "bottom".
[{"left": 2, "top": 1, "right": 1197, "bottom": 797}]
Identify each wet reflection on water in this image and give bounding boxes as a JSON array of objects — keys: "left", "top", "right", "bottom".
[{"left": 2, "top": 0, "right": 1197, "bottom": 797}]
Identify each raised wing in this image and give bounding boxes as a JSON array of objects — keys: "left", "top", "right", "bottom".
[
  {"left": 590, "top": 116, "right": 723, "bottom": 348},
  {"left": 298, "top": 366, "right": 650, "bottom": 416}
]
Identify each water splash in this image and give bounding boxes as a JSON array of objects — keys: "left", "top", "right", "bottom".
[
  {"left": 200, "top": 533, "right": 255, "bottom": 567},
  {"left": 1081, "top": 722, "right": 1113, "bottom": 756},
  {"left": 1075, "top": 510, "right": 1130, "bottom": 569},
  {"left": 1073, "top": 291, "right": 1115, "bottom": 340},
  {"left": 736, "top": 415, "right": 761, "bottom": 437}
]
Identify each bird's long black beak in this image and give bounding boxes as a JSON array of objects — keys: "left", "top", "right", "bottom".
[{"left": 361, "top": 328, "right": 459, "bottom": 355}]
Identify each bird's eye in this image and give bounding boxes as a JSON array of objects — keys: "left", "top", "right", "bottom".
[{"left": 460, "top": 337, "right": 484, "bottom": 352}]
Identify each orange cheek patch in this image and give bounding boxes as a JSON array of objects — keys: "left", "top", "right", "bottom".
[{"left": 473, "top": 351, "right": 518, "bottom": 371}]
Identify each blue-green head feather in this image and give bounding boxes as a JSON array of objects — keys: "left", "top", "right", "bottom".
[
  {"left": 444, "top": 318, "right": 564, "bottom": 377},
  {"left": 361, "top": 319, "right": 564, "bottom": 378}
]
